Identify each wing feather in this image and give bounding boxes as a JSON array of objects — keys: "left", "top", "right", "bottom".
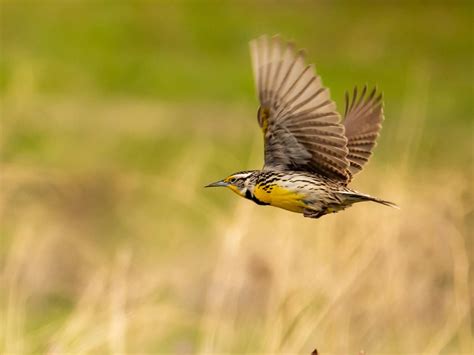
[
  {"left": 249, "top": 35, "right": 350, "bottom": 181},
  {"left": 343, "top": 85, "right": 384, "bottom": 176}
]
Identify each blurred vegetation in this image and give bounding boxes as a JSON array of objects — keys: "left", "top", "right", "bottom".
[
  {"left": 1, "top": 0, "right": 473, "bottom": 168},
  {"left": 1, "top": 0, "right": 473, "bottom": 354}
]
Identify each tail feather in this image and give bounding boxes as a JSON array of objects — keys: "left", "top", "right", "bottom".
[{"left": 338, "top": 191, "right": 399, "bottom": 209}]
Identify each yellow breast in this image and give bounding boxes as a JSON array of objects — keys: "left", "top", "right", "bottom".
[{"left": 253, "top": 183, "right": 307, "bottom": 213}]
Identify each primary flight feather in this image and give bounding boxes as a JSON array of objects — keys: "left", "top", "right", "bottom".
[{"left": 206, "top": 35, "right": 397, "bottom": 219}]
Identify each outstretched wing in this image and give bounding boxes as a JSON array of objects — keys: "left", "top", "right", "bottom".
[
  {"left": 249, "top": 35, "right": 350, "bottom": 182},
  {"left": 343, "top": 85, "right": 384, "bottom": 176}
]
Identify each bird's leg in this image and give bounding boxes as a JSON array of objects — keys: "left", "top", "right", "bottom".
[{"left": 303, "top": 208, "right": 326, "bottom": 219}]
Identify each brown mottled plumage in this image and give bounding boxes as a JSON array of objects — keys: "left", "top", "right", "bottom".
[
  {"left": 250, "top": 35, "right": 350, "bottom": 181},
  {"left": 206, "top": 35, "right": 397, "bottom": 219}
]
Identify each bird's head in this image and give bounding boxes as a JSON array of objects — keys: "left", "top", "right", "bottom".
[{"left": 205, "top": 171, "right": 257, "bottom": 198}]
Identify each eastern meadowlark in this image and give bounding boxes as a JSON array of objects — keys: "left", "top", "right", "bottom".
[{"left": 206, "top": 35, "right": 397, "bottom": 219}]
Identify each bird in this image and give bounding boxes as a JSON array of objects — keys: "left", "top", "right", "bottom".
[{"left": 206, "top": 35, "right": 397, "bottom": 219}]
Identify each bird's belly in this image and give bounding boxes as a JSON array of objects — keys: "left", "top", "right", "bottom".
[{"left": 253, "top": 184, "right": 307, "bottom": 213}]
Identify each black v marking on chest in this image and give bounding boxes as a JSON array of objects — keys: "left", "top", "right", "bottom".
[{"left": 245, "top": 189, "right": 270, "bottom": 206}]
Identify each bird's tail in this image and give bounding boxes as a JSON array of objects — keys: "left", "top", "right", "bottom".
[{"left": 337, "top": 191, "right": 399, "bottom": 209}]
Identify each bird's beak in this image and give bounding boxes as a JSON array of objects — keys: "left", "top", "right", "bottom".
[{"left": 205, "top": 180, "right": 228, "bottom": 188}]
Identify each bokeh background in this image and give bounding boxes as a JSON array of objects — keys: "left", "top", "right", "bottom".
[{"left": 1, "top": 1, "right": 473, "bottom": 354}]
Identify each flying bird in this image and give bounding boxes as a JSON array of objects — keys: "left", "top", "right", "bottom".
[{"left": 206, "top": 35, "right": 397, "bottom": 219}]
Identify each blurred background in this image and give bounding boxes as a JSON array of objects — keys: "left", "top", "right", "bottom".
[{"left": 1, "top": 1, "right": 473, "bottom": 354}]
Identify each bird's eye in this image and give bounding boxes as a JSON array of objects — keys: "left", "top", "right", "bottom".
[{"left": 229, "top": 177, "right": 236, "bottom": 183}]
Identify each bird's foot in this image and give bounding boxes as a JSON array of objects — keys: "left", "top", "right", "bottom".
[{"left": 303, "top": 209, "right": 326, "bottom": 219}]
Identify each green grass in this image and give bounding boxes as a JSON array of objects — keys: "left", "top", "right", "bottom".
[{"left": 1, "top": 1, "right": 473, "bottom": 169}]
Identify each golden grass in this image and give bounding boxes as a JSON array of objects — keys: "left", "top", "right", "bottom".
[{"left": 1, "top": 96, "right": 473, "bottom": 354}]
